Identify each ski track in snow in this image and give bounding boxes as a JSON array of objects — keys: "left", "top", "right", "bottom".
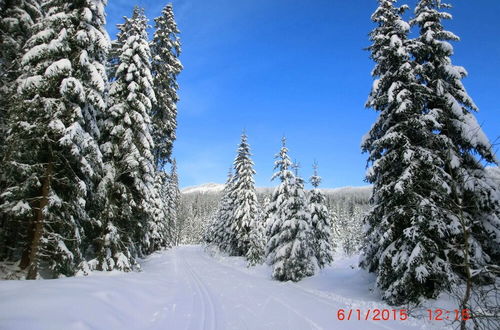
[
  {"left": 0, "top": 245, "right": 450, "bottom": 330},
  {"left": 187, "top": 248, "right": 414, "bottom": 330},
  {"left": 181, "top": 248, "right": 324, "bottom": 330},
  {"left": 181, "top": 252, "right": 218, "bottom": 330}
]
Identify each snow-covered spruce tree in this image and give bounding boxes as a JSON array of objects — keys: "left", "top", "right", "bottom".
[
  {"left": 0, "top": 0, "right": 42, "bottom": 159},
  {"left": 151, "top": 3, "right": 183, "bottom": 169},
  {"left": 203, "top": 213, "right": 217, "bottom": 245},
  {"left": 144, "top": 159, "right": 180, "bottom": 253},
  {"left": 246, "top": 214, "right": 266, "bottom": 266},
  {"left": 95, "top": 6, "right": 157, "bottom": 270},
  {"left": 412, "top": 0, "right": 500, "bottom": 279},
  {"left": 69, "top": 0, "right": 111, "bottom": 270},
  {"left": 210, "top": 169, "right": 236, "bottom": 253},
  {"left": 229, "top": 133, "right": 261, "bottom": 256},
  {"left": 266, "top": 139, "right": 315, "bottom": 281},
  {"left": 0, "top": 0, "right": 109, "bottom": 278},
  {"left": 266, "top": 138, "right": 294, "bottom": 259},
  {"left": 147, "top": 171, "right": 169, "bottom": 253},
  {"left": 261, "top": 195, "right": 272, "bottom": 239},
  {"left": 308, "top": 163, "right": 334, "bottom": 269},
  {"left": 245, "top": 194, "right": 270, "bottom": 265},
  {"left": 146, "top": 159, "right": 180, "bottom": 251},
  {"left": 0, "top": 0, "right": 42, "bottom": 262},
  {"left": 361, "top": 0, "right": 455, "bottom": 304}
]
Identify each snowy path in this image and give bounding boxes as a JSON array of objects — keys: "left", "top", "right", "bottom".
[{"left": 0, "top": 246, "right": 447, "bottom": 330}]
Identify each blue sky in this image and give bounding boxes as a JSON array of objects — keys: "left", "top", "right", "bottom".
[{"left": 106, "top": 0, "right": 500, "bottom": 189}]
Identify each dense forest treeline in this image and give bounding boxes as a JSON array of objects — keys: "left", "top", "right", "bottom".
[{"left": 179, "top": 183, "right": 370, "bottom": 254}]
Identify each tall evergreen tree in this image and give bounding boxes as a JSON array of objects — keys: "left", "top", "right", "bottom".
[
  {"left": 360, "top": 0, "right": 455, "bottom": 304},
  {"left": 266, "top": 138, "right": 294, "bottom": 257},
  {"left": 230, "top": 133, "right": 261, "bottom": 256},
  {"left": 210, "top": 169, "right": 236, "bottom": 252},
  {"left": 71, "top": 0, "right": 111, "bottom": 269},
  {"left": 362, "top": 0, "right": 499, "bottom": 305},
  {"left": 95, "top": 6, "right": 156, "bottom": 270},
  {"left": 0, "top": 0, "right": 42, "bottom": 262},
  {"left": 0, "top": 0, "right": 109, "bottom": 278},
  {"left": 412, "top": 0, "right": 500, "bottom": 276},
  {"left": 151, "top": 3, "right": 182, "bottom": 169},
  {"left": 308, "top": 163, "right": 334, "bottom": 269},
  {"left": 0, "top": 0, "right": 42, "bottom": 159},
  {"left": 266, "top": 139, "right": 315, "bottom": 281}
]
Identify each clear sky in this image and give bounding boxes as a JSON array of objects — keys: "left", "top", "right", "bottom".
[{"left": 106, "top": 0, "right": 500, "bottom": 189}]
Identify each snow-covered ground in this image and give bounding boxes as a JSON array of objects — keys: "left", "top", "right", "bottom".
[{"left": 0, "top": 245, "right": 459, "bottom": 330}]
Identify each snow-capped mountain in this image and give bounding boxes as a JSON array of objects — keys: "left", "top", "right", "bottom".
[{"left": 181, "top": 183, "right": 226, "bottom": 194}]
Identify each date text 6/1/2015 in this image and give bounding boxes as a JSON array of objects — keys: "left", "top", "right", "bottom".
[{"left": 336, "top": 309, "right": 471, "bottom": 321}]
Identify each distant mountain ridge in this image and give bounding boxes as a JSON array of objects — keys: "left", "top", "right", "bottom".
[
  {"left": 181, "top": 182, "right": 372, "bottom": 197},
  {"left": 181, "top": 183, "right": 225, "bottom": 195}
]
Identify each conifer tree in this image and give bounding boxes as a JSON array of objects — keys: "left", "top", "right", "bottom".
[
  {"left": 95, "top": 6, "right": 156, "bottom": 270},
  {"left": 1, "top": 0, "right": 109, "bottom": 278},
  {"left": 246, "top": 215, "right": 266, "bottom": 266},
  {"left": 361, "top": 0, "right": 454, "bottom": 304},
  {"left": 230, "top": 133, "right": 261, "bottom": 256},
  {"left": 71, "top": 0, "right": 112, "bottom": 268},
  {"left": 266, "top": 138, "right": 294, "bottom": 261},
  {"left": 0, "top": 0, "right": 42, "bottom": 160},
  {"left": 308, "top": 163, "right": 334, "bottom": 269},
  {"left": 0, "top": 0, "right": 42, "bottom": 262},
  {"left": 146, "top": 5, "right": 184, "bottom": 252},
  {"left": 210, "top": 170, "right": 235, "bottom": 252},
  {"left": 203, "top": 213, "right": 217, "bottom": 245},
  {"left": 412, "top": 0, "right": 500, "bottom": 276},
  {"left": 262, "top": 195, "right": 273, "bottom": 243},
  {"left": 267, "top": 139, "right": 315, "bottom": 281},
  {"left": 147, "top": 171, "right": 169, "bottom": 253},
  {"left": 151, "top": 3, "right": 182, "bottom": 169}
]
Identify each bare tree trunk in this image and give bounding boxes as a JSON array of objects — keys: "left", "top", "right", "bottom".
[
  {"left": 22, "top": 161, "right": 53, "bottom": 279},
  {"left": 19, "top": 220, "right": 35, "bottom": 269}
]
